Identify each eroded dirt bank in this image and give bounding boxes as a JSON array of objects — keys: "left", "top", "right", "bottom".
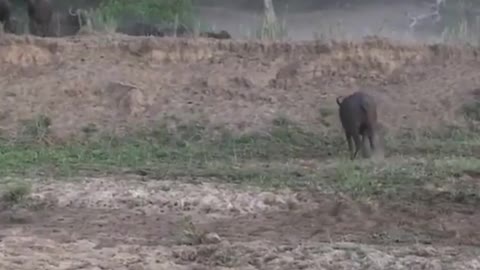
[
  {"left": 0, "top": 34, "right": 478, "bottom": 139},
  {"left": 0, "top": 177, "right": 479, "bottom": 269}
]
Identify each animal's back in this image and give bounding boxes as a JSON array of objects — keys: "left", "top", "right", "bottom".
[
  {"left": 356, "top": 92, "right": 377, "bottom": 124},
  {"left": 338, "top": 92, "right": 371, "bottom": 132}
]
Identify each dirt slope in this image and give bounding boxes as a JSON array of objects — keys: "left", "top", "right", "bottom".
[{"left": 0, "top": 34, "right": 478, "bottom": 139}]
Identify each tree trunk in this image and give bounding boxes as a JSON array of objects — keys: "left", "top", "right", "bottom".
[{"left": 261, "top": 0, "right": 278, "bottom": 40}]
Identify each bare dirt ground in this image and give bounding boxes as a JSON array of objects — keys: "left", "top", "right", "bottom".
[
  {"left": 0, "top": 177, "right": 479, "bottom": 269},
  {"left": 0, "top": 178, "right": 480, "bottom": 269},
  {"left": 0, "top": 34, "right": 478, "bottom": 139},
  {"left": 0, "top": 26, "right": 479, "bottom": 268}
]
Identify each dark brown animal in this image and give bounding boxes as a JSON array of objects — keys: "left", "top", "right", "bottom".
[
  {"left": 116, "top": 22, "right": 165, "bottom": 37},
  {"left": 116, "top": 22, "right": 190, "bottom": 37},
  {"left": 336, "top": 91, "right": 378, "bottom": 160},
  {"left": 200, "top": 30, "right": 232, "bottom": 39},
  {"left": 0, "top": 0, "right": 14, "bottom": 33},
  {"left": 25, "top": 0, "right": 53, "bottom": 37}
]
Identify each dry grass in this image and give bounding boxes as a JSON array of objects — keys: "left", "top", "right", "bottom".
[{"left": 0, "top": 35, "right": 477, "bottom": 140}]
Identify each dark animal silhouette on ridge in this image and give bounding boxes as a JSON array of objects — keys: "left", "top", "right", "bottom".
[
  {"left": 25, "top": 0, "right": 53, "bottom": 37},
  {"left": 0, "top": 0, "right": 15, "bottom": 33},
  {"left": 336, "top": 91, "right": 378, "bottom": 160}
]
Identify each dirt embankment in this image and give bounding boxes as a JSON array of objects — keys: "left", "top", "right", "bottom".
[{"left": 0, "top": 34, "right": 478, "bottom": 139}]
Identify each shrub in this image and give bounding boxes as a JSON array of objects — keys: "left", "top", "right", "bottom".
[{"left": 97, "top": 0, "right": 194, "bottom": 27}]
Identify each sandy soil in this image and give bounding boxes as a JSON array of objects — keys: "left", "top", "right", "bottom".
[{"left": 0, "top": 177, "right": 479, "bottom": 269}]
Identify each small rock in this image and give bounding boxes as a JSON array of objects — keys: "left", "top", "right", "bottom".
[
  {"left": 412, "top": 246, "right": 438, "bottom": 257},
  {"left": 202, "top": 232, "right": 222, "bottom": 244},
  {"left": 286, "top": 198, "right": 299, "bottom": 210},
  {"left": 198, "top": 194, "right": 223, "bottom": 213},
  {"left": 258, "top": 192, "right": 277, "bottom": 205}
]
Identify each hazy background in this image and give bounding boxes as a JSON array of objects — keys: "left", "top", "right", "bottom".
[
  {"left": 8, "top": 0, "right": 470, "bottom": 42},
  {"left": 190, "top": 0, "right": 434, "bottom": 41}
]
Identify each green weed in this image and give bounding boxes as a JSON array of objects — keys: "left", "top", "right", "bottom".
[{"left": 97, "top": 0, "right": 195, "bottom": 27}]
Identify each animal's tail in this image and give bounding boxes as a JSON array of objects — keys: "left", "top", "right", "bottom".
[{"left": 336, "top": 96, "right": 343, "bottom": 106}]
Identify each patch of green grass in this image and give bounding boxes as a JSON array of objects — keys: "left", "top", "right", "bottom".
[
  {"left": 0, "top": 119, "right": 338, "bottom": 179},
  {"left": 0, "top": 116, "right": 478, "bottom": 200},
  {"left": 97, "top": 0, "right": 195, "bottom": 27},
  {"left": 387, "top": 126, "right": 480, "bottom": 157},
  {"left": 329, "top": 156, "right": 480, "bottom": 199}
]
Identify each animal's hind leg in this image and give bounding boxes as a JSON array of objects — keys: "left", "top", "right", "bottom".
[
  {"left": 360, "top": 133, "right": 369, "bottom": 158},
  {"left": 366, "top": 127, "right": 376, "bottom": 156},
  {"left": 351, "top": 133, "right": 362, "bottom": 160},
  {"left": 345, "top": 133, "right": 354, "bottom": 159}
]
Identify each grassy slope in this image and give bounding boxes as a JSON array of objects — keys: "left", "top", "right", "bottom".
[{"left": 1, "top": 116, "right": 479, "bottom": 203}]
